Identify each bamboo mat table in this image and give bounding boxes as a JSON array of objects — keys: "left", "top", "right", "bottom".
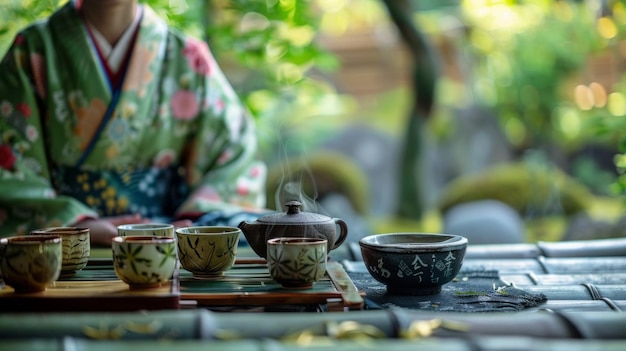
[
  {"left": 461, "top": 237, "right": 626, "bottom": 312},
  {"left": 1, "top": 237, "right": 625, "bottom": 349}
]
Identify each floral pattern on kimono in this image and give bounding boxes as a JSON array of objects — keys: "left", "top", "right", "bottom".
[{"left": 0, "top": 0, "right": 266, "bottom": 236}]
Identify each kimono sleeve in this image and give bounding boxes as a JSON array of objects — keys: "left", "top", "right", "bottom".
[
  {"left": 174, "top": 39, "right": 267, "bottom": 218},
  {"left": 0, "top": 33, "right": 98, "bottom": 237}
]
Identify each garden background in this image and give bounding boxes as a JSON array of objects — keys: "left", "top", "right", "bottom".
[{"left": 3, "top": 0, "right": 626, "bottom": 244}]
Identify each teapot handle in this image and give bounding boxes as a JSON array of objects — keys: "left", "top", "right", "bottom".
[
  {"left": 332, "top": 218, "right": 348, "bottom": 249},
  {"left": 0, "top": 241, "right": 5, "bottom": 287}
]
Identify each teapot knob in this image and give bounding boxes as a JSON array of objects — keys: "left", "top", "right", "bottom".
[{"left": 285, "top": 200, "right": 302, "bottom": 214}]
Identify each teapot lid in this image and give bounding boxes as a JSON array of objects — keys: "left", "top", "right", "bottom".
[{"left": 257, "top": 201, "right": 330, "bottom": 224}]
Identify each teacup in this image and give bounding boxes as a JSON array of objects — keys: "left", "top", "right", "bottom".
[
  {"left": 30, "top": 227, "right": 90, "bottom": 276},
  {"left": 112, "top": 236, "right": 177, "bottom": 289},
  {"left": 117, "top": 223, "right": 175, "bottom": 237},
  {"left": 176, "top": 226, "right": 240, "bottom": 279},
  {"left": 266, "top": 237, "right": 327, "bottom": 289},
  {"left": 0, "top": 235, "right": 62, "bottom": 293}
]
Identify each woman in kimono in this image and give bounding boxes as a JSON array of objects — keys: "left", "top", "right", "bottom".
[{"left": 0, "top": 0, "right": 267, "bottom": 246}]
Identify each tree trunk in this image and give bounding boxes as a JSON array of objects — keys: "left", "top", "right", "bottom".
[{"left": 380, "top": 0, "right": 439, "bottom": 220}]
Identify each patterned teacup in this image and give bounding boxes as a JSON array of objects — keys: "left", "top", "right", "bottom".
[
  {"left": 31, "top": 227, "right": 90, "bottom": 276},
  {"left": 117, "top": 223, "right": 175, "bottom": 237},
  {"left": 176, "top": 226, "right": 240, "bottom": 279},
  {"left": 0, "top": 235, "right": 62, "bottom": 293},
  {"left": 112, "top": 236, "right": 177, "bottom": 289},
  {"left": 266, "top": 237, "right": 327, "bottom": 289}
]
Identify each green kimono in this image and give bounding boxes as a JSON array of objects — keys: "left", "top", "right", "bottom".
[{"left": 0, "top": 1, "right": 267, "bottom": 236}]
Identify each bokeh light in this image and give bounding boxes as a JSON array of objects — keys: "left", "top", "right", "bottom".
[
  {"left": 589, "top": 82, "right": 607, "bottom": 108},
  {"left": 597, "top": 17, "right": 618, "bottom": 39},
  {"left": 554, "top": 106, "right": 581, "bottom": 139},
  {"left": 504, "top": 116, "right": 526, "bottom": 147},
  {"left": 574, "top": 84, "right": 594, "bottom": 110},
  {"left": 608, "top": 92, "right": 626, "bottom": 116}
]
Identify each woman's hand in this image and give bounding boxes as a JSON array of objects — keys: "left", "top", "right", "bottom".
[
  {"left": 76, "top": 214, "right": 148, "bottom": 247},
  {"left": 76, "top": 216, "right": 193, "bottom": 247},
  {"left": 171, "top": 219, "right": 193, "bottom": 229}
]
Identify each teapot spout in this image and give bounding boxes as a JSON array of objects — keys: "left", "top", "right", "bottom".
[
  {"left": 238, "top": 221, "right": 255, "bottom": 238},
  {"left": 238, "top": 221, "right": 267, "bottom": 258}
]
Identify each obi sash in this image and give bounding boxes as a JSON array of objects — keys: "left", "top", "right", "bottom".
[{"left": 52, "top": 165, "right": 189, "bottom": 218}]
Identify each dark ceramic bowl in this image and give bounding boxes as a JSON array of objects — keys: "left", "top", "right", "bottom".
[{"left": 359, "top": 233, "right": 468, "bottom": 295}]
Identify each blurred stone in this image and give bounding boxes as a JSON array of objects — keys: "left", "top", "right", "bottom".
[
  {"left": 562, "top": 212, "right": 618, "bottom": 241},
  {"left": 320, "top": 124, "right": 400, "bottom": 216},
  {"left": 442, "top": 200, "right": 525, "bottom": 245},
  {"left": 319, "top": 192, "right": 373, "bottom": 261},
  {"left": 424, "top": 106, "right": 513, "bottom": 208}
]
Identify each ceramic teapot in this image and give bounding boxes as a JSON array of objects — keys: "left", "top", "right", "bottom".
[{"left": 238, "top": 201, "right": 348, "bottom": 258}]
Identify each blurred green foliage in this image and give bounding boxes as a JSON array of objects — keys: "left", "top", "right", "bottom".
[
  {"left": 0, "top": 0, "right": 62, "bottom": 54},
  {"left": 462, "top": 1, "right": 607, "bottom": 150},
  {"left": 416, "top": 1, "right": 626, "bottom": 200},
  {"left": 6, "top": 0, "right": 626, "bottom": 216}
]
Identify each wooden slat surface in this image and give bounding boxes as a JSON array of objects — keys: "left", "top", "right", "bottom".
[
  {"left": 515, "top": 285, "right": 626, "bottom": 300},
  {"left": 495, "top": 271, "right": 626, "bottom": 287},
  {"left": 525, "top": 300, "right": 620, "bottom": 312},
  {"left": 0, "top": 281, "right": 179, "bottom": 312},
  {"left": 179, "top": 260, "right": 364, "bottom": 310},
  {"left": 0, "top": 260, "right": 179, "bottom": 312},
  {"left": 458, "top": 258, "right": 547, "bottom": 274}
]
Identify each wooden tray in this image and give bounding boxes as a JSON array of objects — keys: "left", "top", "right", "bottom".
[
  {"left": 0, "top": 259, "right": 179, "bottom": 312},
  {"left": 0, "top": 258, "right": 364, "bottom": 312},
  {"left": 179, "top": 259, "right": 364, "bottom": 311}
]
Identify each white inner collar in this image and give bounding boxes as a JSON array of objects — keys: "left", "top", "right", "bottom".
[{"left": 86, "top": 6, "right": 142, "bottom": 73}]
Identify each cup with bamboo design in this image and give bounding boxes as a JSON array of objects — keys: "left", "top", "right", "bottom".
[
  {"left": 112, "top": 236, "right": 177, "bottom": 289},
  {"left": 31, "top": 227, "right": 90, "bottom": 276},
  {"left": 266, "top": 237, "right": 327, "bottom": 289},
  {"left": 117, "top": 223, "right": 175, "bottom": 237},
  {"left": 0, "top": 235, "right": 62, "bottom": 293},
  {"left": 175, "top": 226, "right": 240, "bottom": 279}
]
